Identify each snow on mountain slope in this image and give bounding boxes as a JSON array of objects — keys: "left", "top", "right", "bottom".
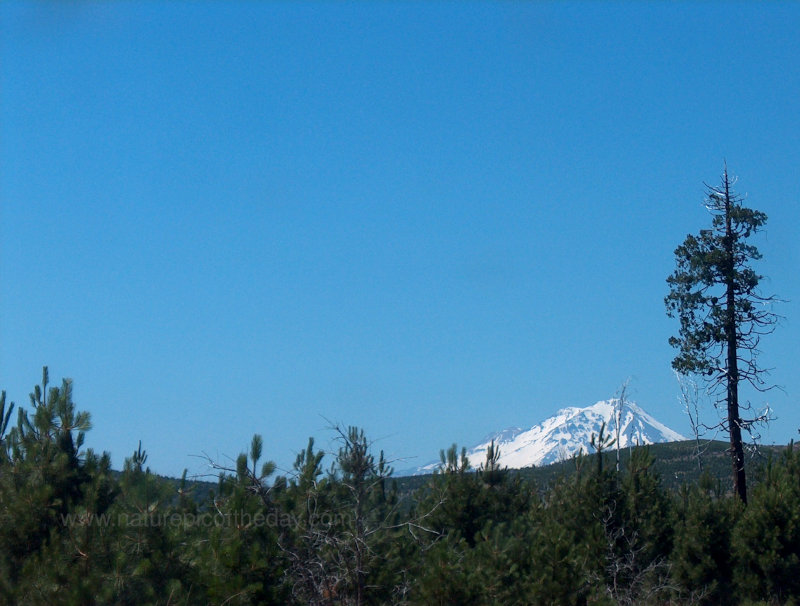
[{"left": 413, "top": 400, "right": 686, "bottom": 475}]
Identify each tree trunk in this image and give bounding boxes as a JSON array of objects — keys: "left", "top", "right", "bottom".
[
  {"left": 724, "top": 173, "right": 747, "bottom": 504},
  {"left": 726, "top": 283, "right": 747, "bottom": 504}
]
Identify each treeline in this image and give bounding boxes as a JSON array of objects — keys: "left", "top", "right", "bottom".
[{"left": 2, "top": 371, "right": 799, "bottom": 605}]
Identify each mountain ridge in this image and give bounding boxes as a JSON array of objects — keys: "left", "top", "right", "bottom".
[{"left": 408, "top": 399, "right": 687, "bottom": 476}]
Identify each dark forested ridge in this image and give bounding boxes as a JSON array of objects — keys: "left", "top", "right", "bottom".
[
  {"left": 2, "top": 371, "right": 799, "bottom": 605},
  {"left": 391, "top": 439, "right": 784, "bottom": 501}
]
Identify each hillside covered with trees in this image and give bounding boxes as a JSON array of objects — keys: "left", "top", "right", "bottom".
[{"left": 1, "top": 368, "right": 799, "bottom": 605}]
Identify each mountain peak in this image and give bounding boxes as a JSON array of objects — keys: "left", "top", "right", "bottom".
[{"left": 412, "top": 399, "right": 686, "bottom": 475}]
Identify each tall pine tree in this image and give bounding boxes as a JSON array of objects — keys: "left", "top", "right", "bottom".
[{"left": 665, "top": 168, "right": 778, "bottom": 503}]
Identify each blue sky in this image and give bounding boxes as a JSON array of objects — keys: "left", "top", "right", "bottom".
[{"left": 2, "top": 2, "right": 798, "bottom": 478}]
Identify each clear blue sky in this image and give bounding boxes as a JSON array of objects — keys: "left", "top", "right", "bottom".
[{"left": 2, "top": 2, "right": 798, "bottom": 478}]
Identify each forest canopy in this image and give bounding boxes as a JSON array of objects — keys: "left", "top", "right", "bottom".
[{"left": 1, "top": 368, "right": 799, "bottom": 605}]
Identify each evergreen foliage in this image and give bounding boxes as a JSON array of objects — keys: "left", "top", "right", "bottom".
[{"left": 3, "top": 367, "right": 798, "bottom": 604}]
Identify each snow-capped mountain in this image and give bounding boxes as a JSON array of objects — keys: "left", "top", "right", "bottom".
[{"left": 413, "top": 400, "right": 686, "bottom": 475}]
